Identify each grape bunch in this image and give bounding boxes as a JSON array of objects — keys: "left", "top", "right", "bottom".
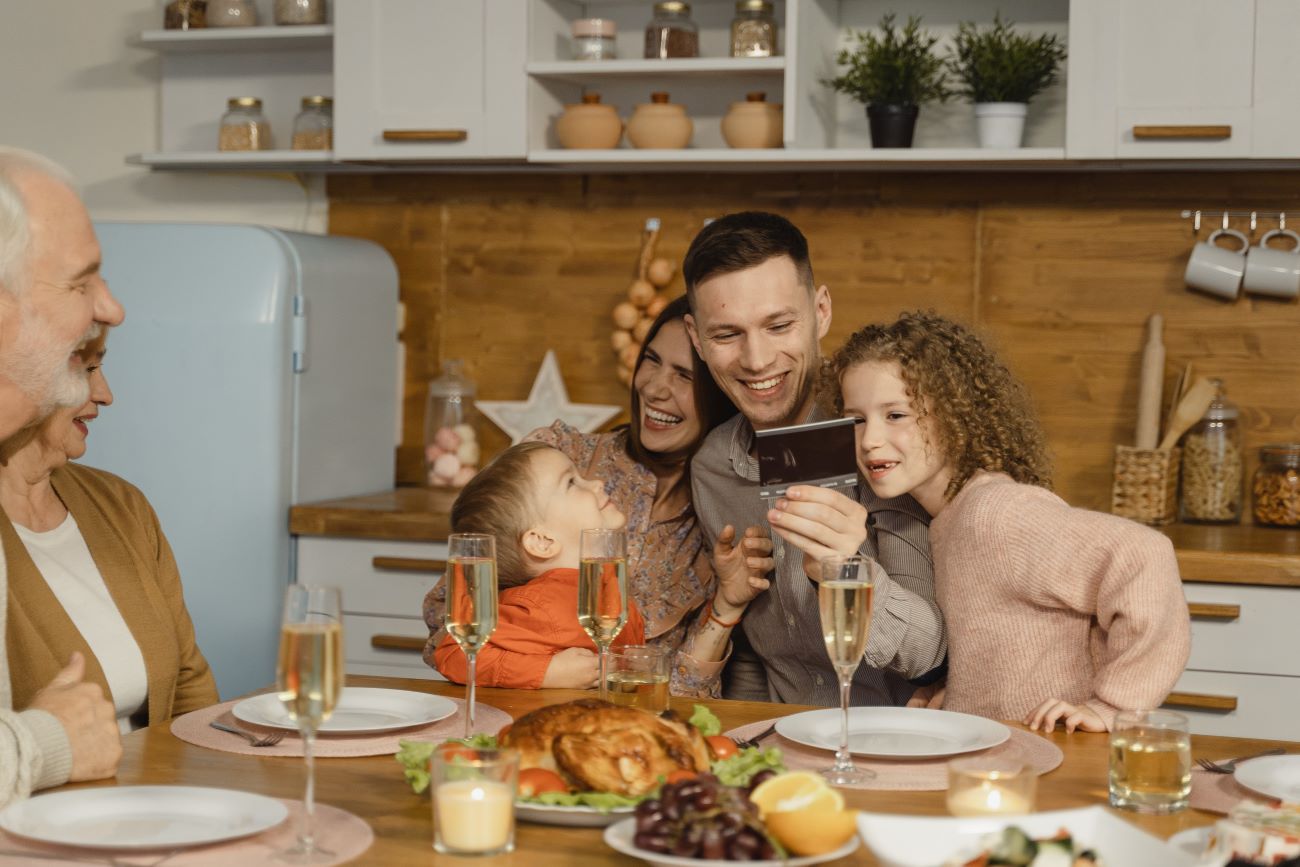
[{"left": 633, "top": 773, "right": 778, "bottom": 861}]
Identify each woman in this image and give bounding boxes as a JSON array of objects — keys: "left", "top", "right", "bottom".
[{"left": 1, "top": 337, "right": 218, "bottom": 732}]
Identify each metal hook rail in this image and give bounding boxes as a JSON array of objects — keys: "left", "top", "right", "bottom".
[{"left": 1181, "top": 209, "right": 1289, "bottom": 233}]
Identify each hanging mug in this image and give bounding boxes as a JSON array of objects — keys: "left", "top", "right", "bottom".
[
  {"left": 1242, "top": 228, "right": 1300, "bottom": 299},
  {"left": 1184, "top": 227, "right": 1250, "bottom": 300}
]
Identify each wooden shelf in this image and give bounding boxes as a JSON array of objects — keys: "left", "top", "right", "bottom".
[
  {"left": 128, "top": 150, "right": 336, "bottom": 171},
  {"left": 1163, "top": 522, "right": 1300, "bottom": 587},
  {"left": 526, "top": 57, "right": 785, "bottom": 83},
  {"left": 134, "top": 25, "right": 333, "bottom": 52},
  {"left": 527, "top": 147, "right": 1070, "bottom": 168}
]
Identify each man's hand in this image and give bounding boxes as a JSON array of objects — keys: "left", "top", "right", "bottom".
[
  {"left": 906, "top": 683, "right": 946, "bottom": 709},
  {"left": 713, "top": 524, "right": 775, "bottom": 614},
  {"left": 27, "top": 653, "right": 121, "bottom": 782},
  {"left": 766, "top": 485, "right": 868, "bottom": 582},
  {"left": 1025, "top": 698, "right": 1107, "bottom": 734},
  {"left": 540, "top": 647, "right": 599, "bottom": 689}
]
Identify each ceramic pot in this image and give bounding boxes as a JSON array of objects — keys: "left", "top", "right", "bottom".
[
  {"left": 866, "top": 104, "right": 919, "bottom": 148},
  {"left": 626, "top": 92, "right": 693, "bottom": 149},
  {"left": 555, "top": 93, "right": 623, "bottom": 149},
  {"left": 721, "top": 91, "right": 783, "bottom": 149},
  {"left": 975, "top": 102, "right": 1027, "bottom": 149}
]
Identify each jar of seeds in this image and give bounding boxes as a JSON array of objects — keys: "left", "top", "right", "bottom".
[
  {"left": 218, "top": 97, "right": 271, "bottom": 151},
  {"left": 645, "top": 1, "right": 699, "bottom": 59},
  {"left": 730, "top": 0, "right": 777, "bottom": 57},
  {"left": 164, "top": 0, "right": 206, "bottom": 29},
  {"left": 274, "top": 0, "right": 326, "bottom": 25},
  {"left": 1253, "top": 445, "right": 1300, "bottom": 527},
  {"left": 291, "top": 96, "right": 333, "bottom": 150},
  {"left": 1179, "top": 379, "right": 1243, "bottom": 523}
]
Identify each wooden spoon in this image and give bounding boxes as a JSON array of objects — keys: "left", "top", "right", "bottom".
[{"left": 1158, "top": 376, "right": 1216, "bottom": 451}]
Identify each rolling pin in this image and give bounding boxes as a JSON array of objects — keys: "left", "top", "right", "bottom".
[
  {"left": 1135, "top": 314, "right": 1165, "bottom": 449},
  {"left": 1158, "top": 376, "right": 1216, "bottom": 451}
]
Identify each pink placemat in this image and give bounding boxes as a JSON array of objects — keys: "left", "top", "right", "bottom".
[
  {"left": 171, "top": 695, "right": 512, "bottom": 758},
  {"left": 724, "top": 719, "right": 1063, "bottom": 792},
  {"left": 1190, "top": 764, "right": 1279, "bottom": 815},
  {"left": 0, "top": 799, "right": 372, "bottom": 866}
]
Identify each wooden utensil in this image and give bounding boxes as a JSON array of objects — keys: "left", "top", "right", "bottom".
[
  {"left": 1135, "top": 313, "right": 1165, "bottom": 448},
  {"left": 1167, "top": 361, "right": 1193, "bottom": 431},
  {"left": 1158, "top": 376, "right": 1216, "bottom": 450}
]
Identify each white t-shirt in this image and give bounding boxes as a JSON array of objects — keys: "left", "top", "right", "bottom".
[{"left": 14, "top": 513, "right": 148, "bottom": 734}]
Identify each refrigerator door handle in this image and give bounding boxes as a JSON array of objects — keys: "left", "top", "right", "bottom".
[{"left": 292, "top": 294, "right": 308, "bottom": 373}]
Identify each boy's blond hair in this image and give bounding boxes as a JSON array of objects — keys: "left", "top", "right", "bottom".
[{"left": 449, "top": 441, "right": 554, "bottom": 588}]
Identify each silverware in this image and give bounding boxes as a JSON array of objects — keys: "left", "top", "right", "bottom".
[
  {"left": 209, "top": 720, "right": 285, "bottom": 747},
  {"left": 735, "top": 723, "right": 777, "bottom": 750},
  {"left": 1195, "top": 747, "right": 1286, "bottom": 774}
]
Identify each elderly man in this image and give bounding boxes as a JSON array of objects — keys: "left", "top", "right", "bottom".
[
  {"left": 0, "top": 146, "right": 125, "bottom": 807},
  {"left": 683, "top": 211, "right": 947, "bottom": 706}
]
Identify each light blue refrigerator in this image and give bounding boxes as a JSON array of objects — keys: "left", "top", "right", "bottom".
[{"left": 86, "top": 223, "right": 399, "bottom": 698}]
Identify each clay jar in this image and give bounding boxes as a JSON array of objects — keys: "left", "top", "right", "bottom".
[
  {"left": 555, "top": 92, "right": 623, "bottom": 149},
  {"left": 626, "top": 92, "right": 693, "bottom": 149},
  {"left": 721, "top": 91, "right": 783, "bottom": 148}
]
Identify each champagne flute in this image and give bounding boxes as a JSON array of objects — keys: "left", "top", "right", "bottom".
[
  {"left": 444, "top": 533, "right": 499, "bottom": 738},
  {"left": 817, "top": 554, "right": 878, "bottom": 785},
  {"left": 276, "top": 584, "right": 344, "bottom": 863},
  {"left": 578, "top": 528, "right": 628, "bottom": 699}
]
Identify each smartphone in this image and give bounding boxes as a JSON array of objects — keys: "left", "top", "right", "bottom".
[{"left": 755, "top": 416, "right": 861, "bottom": 500}]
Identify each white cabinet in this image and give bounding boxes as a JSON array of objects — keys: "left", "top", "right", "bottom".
[
  {"left": 333, "top": 0, "right": 527, "bottom": 160},
  {"left": 1249, "top": 0, "right": 1300, "bottom": 158}
]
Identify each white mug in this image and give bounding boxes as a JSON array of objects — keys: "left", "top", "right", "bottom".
[
  {"left": 1184, "top": 228, "right": 1250, "bottom": 300},
  {"left": 1243, "top": 229, "right": 1300, "bottom": 299}
]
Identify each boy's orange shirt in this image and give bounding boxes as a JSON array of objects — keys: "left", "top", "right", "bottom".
[{"left": 433, "top": 567, "right": 647, "bottom": 689}]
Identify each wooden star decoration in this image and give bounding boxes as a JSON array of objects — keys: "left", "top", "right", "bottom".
[{"left": 476, "top": 350, "right": 622, "bottom": 444}]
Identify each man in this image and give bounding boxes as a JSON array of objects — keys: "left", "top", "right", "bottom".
[
  {"left": 684, "top": 211, "right": 946, "bottom": 705},
  {"left": 0, "top": 146, "right": 125, "bottom": 807}
]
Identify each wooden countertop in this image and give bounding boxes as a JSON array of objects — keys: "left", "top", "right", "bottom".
[{"left": 290, "top": 487, "right": 457, "bottom": 541}]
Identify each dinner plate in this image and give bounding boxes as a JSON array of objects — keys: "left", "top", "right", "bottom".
[
  {"left": 232, "top": 687, "right": 457, "bottom": 734},
  {"left": 856, "top": 806, "right": 1196, "bottom": 867},
  {"left": 774, "top": 706, "right": 1009, "bottom": 759},
  {"left": 1235, "top": 754, "right": 1300, "bottom": 803},
  {"left": 516, "top": 800, "right": 635, "bottom": 827},
  {"left": 1167, "top": 826, "right": 1210, "bottom": 859},
  {"left": 0, "top": 786, "right": 288, "bottom": 851},
  {"left": 603, "top": 817, "right": 859, "bottom": 867}
]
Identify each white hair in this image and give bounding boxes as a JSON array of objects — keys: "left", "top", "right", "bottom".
[{"left": 0, "top": 146, "right": 76, "bottom": 295}]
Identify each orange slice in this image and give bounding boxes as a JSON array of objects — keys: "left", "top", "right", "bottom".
[
  {"left": 765, "top": 807, "right": 859, "bottom": 856},
  {"left": 748, "top": 771, "right": 845, "bottom": 817}
]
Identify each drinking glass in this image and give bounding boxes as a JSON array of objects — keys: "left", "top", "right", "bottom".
[
  {"left": 1109, "top": 709, "right": 1191, "bottom": 813},
  {"left": 947, "top": 756, "right": 1037, "bottom": 816},
  {"left": 431, "top": 745, "right": 520, "bottom": 856},
  {"left": 817, "top": 554, "right": 879, "bottom": 785},
  {"left": 444, "top": 533, "right": 499, "bottom": 738},
  {"left": 578, "top": 528, "right": 629, "bottom": 699},
  {"left": 606, "top": 645, "right": 671, "bottom": 712},
  {"left": 276, "top": 584, "right": 344, "bottom": 863}
]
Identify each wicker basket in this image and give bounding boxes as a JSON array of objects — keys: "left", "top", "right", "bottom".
[{"left": 1112, "top": 446, "right": 1181, "bottom": 525}]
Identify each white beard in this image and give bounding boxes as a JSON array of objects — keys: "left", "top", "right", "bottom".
[{"left": 2, "top": 306, "right": 98, "bottom": 413}]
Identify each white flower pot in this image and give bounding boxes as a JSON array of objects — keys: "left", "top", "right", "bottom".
[{"left": 974, "top": 102, "right": 1028, "bottom": 149}]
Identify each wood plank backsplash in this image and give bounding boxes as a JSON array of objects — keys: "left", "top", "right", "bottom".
[{"left": 328, "top": 171, "right": 1300, "bottom": 511}]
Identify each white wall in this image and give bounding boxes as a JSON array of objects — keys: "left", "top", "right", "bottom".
[{"left": 0, "top": 0, "right": 326, "bottom": 231}]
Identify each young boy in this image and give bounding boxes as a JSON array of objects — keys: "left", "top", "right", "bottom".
[{"left": 433, "top": 441, "right": 647, "bottom": 689}]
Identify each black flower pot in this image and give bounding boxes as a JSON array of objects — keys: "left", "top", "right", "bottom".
[{"left": 866, "top": 104, "right": 920, "bottom": 148}]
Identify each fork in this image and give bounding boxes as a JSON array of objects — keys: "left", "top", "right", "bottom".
[
  {"left": 736, "top": 723, "right": 777, "bottom": 750},
  {"left": 1195, "top": 747, "right": 1286, "bottom": 774},
  {"left": 209, "top": 720, "right": 286, "bottom": 747}
]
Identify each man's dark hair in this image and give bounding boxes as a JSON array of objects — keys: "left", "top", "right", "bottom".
[{"left": 682, "top": 211, "right": 815, "bottom": 306}]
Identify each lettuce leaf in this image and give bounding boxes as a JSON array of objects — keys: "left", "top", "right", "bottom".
[
  {"left": 395, "top": 735, "right": 501, "bottom": 794},
  {"left": 524, "top": 790, "right": 643, "bottom": 811},
  {"left": 711, "top": 746, "right": 786, "bottom": 787},
  {"left": 689, "top": 704, "right": 722, "bottom": 737}
]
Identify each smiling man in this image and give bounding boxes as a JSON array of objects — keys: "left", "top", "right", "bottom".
[{"left": 683, "top": 211, "right": 946, "bottom": 706}]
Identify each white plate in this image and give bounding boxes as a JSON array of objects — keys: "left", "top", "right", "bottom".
[
  {"left": 232, "top": 687, "right": 456, "bottom": 734},
  {"left": 516, "top": 800, "right": 635, "bottom": 827},
  {"left": 0, "top": 786, "right": 287, "bottom": 851},
  {"left": 775, "top": 706, "right": 1010, "bottom": 759},
  {"left": 1167, "top": 826, "right": 1210, "bottom": 859},
  {"left": 1235, "top": 755, "right": 1300, "bottom": 803},
  {"left": 856, "top": 806, "right": 1196, "bottom": 867},
  {"left": 604, "top": 817, "right": 859, "bottom": 867}
]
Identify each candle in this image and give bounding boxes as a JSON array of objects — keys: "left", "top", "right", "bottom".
[
  {"left": 947, "top": 756, "right": 1037, "bottom": 818},
  {"left": 435, "top": 779, "right": 515, "bottom": 853},
  {"left": 947, "top": 781, "right": 1033, "bottom": 817}
]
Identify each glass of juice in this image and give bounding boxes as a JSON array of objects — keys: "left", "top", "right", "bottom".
[
  {"left": 1109, "top": 709, "right": 1192, "bottom": 813},
  {"left": 606, "top": 645, "right": 670, "bottom": 712}
]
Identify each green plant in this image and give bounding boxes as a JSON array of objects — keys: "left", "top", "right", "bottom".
[
  {"left": 823, "top": 14, "right": 949, "bottom": 106},
  {"left": 947, "top": 14, "right": 1067, "bottom": 104}
]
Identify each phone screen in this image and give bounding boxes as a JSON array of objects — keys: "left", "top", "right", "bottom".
[{"left": 755, "top": 416, "right": 860, "bottom": 499}]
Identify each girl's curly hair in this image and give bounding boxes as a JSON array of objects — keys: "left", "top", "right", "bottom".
[{"left": 827, "top": 310, "right": 1052, "bottom": 501}]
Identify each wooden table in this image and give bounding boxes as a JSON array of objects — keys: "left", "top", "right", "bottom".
[{"left": 96, "top": 675, "right": 1296, "bottom": 865}]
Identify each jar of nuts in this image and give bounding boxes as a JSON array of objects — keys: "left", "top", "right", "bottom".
[
  {"left": 218, "top": 97, "right": 271, "bottom": 151},
  {"left": 291, "top": 96, "right": 333, "bottom": 150},
  {"left": 1178, "top": 379, "right": 1243, "bottom": 523},
  {"left": 1253, "top": 444, "right": 1300, "bottom": 527}
]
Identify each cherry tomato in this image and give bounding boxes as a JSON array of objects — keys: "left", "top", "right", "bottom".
[
  {"left": 706, "top": 735, "right": 739, "bottom": 760},
  {"left": 665, "top": 769, "right": 698, "bottom": 784},
  {"left": 438, "top": 742, "right": 478, "bottom": 763},
  {"left": 518, "top": 768, "right": 569, "bottom": 797}
]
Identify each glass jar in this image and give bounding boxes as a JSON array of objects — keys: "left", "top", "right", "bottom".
[
  {"left": 275, "top": 0, "right": 326, "bottom": 25},
  {"left": 1252, "top": 444, "right": 1300, "bottom": 527},
  {"left": 425, "top": 360, "right": 483, "bottom": 489},
  {"left": 207, "top": 0, "right": 256, "bottom": 26},
  {"left": 1179, "top": 379, "right": 1243, "bottom": 523},
  {"left": 731, "top": 0, "right": 777, "bottom": 57},
  {"left": 571, "top": 18, "right": 617, "bottom": 61},
  {"left": 218, "top": 97, "right": 271, "bottom": 151},
  {"left": 644, "top": 1, "right": 699, "bottom": 59},
  {"left": 291, "top": 96, "right": 333, "bottom": 150},
  {"left": 164, "top": 0, "right": 206, "bottom": 29}
]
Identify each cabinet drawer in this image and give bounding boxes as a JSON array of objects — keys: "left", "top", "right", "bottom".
[
  {"left": 1183, "top": 584, "right": 1300, "bottom": 677},
  {"left": 297, "top": 537, "right": 446, "bottom": 619},
  {"left": 1165, "top": 670, "right": 1300, "bottom": 741},
  {"left": 343, "top": 613, "right": 444, "bottom": 680}
]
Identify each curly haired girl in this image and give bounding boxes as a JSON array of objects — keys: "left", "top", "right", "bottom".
[{"left": 829, "top": 311, "right": 1190, "bottom": 733}]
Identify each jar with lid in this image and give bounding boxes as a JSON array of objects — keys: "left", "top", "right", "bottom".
[
  {"left": 275, "top": 0, "right": 326, "bottom": 25},
  {"left": 645, "top": 1, "right": 699, "bottom": 59},
  {"left": 425, "top": 360, "right": 483, "bottom": 489},
  {"left": 164, "top": 0, "right": 206, "bottom": 29},
  {"left": 207, "top": 0, "right": 256, "bottom": 26},
  {"left": 218, "top": 97, "right": 271, "bottom": 151},
  {"left": 291, "top": 96, "right": 333, "bottom": 150},
  {"left": 571, "top": 18, "right": 617, "bottom": 61},
  {"left": 731, "top": 0, "right": 777, "bottom": 57},
  {"left": 1252, "top": 444, "right": 1300, "bottom": 527},
  {"left": 1178, "top": 378, "right": 1243, "bottom": 523}
]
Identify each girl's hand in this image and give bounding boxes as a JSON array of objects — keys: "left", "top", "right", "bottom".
[
  {"left": 906, "top": 682, "right": 946, "bottom": 709},
  {"left": 766, "top": 485, "right": 868, "bottom": 582},
  {"left": 713, "top": 524, "right": 775, "bottom": 613},
  {"left": 541, "top": 648, "right": 599, "bottom": 689},
  {"left": 1025, "top": 698, "right": 1107, "bottom": 733}
]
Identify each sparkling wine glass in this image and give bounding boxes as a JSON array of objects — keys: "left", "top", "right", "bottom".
[
  {"left": 444, "top": 533, "right": 499, "bottom": 737},
  {"left": 276, "top": 584, "right": 344, "bottom": 863},
  {"left": 578, "top": 528, "right": 629, "bottom": 699},
  {"left": 817, "top": 554, "right": 879, "bottom": 785}
]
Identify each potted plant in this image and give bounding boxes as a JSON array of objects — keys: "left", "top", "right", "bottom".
[
  {"left": 823, "top": 14, "right": 948, "bottom": 148},
  {"left": 947, "top": 14, "right": 1067, "bottom": 149}
]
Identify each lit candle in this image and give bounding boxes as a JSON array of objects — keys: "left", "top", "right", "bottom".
[
  {"left": 434, "top": 779, "right": 515, "bottom": 853},
  {"left": 947, "top": 781, "right": 1033, "bottom": 817}
]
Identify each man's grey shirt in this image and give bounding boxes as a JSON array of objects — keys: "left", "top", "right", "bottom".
[{"left": 690, "top": 408, "right": 946, "bottom": 706}]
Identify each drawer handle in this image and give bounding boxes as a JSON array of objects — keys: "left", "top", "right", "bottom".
[
  {"left": 1187, "top": 603, "right": 1241, "bottom": 621},
  {"left": 1164, "top": 691, "right": 1238, "bottom": 712},
  {"left": 382, "top": 129, "right": 468, "bottom": 142},
  {"left": 372, "top": 556, "right": 447, "bottom": 573},
  {"left": 1132, "top": 125, "right": 1231, "bottom": 140},
  {"left": 371, "top": 634, "right": 427, "bottom": 653}
]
